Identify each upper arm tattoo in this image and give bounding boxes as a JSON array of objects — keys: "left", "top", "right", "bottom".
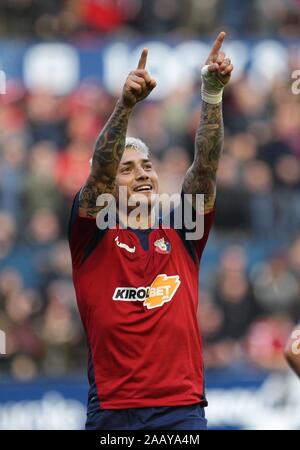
[
  {"left": 183, "top": 101, "right": 224, "bottom": 211},
  {"left": 79, "top": 101, "right": 132, "bottom": 217}
]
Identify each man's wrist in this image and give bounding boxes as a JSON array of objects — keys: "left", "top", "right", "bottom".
[
  {"left": 201, "top": 65, "right": 224, "bottom": 105},
  {"left": 201, "top": 87, "right": 223, "bottom": 105},
  {"left": 117, "top": 98, "right": 134, "bottom": 113}
]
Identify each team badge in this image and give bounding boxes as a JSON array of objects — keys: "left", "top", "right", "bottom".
[{"left": 154, "top": 238, "right": 171, "bottom": 254}]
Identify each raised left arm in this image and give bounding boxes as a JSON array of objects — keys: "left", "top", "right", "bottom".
[
  {"left": 183, "top": 31, "right": 233, "bottom": 214},
  {"left": 183, "top": 101, "right": 223, "bottom": 213}
]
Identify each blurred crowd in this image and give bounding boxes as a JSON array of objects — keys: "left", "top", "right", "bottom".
[
  {"left": 0, "top": 0, "right": 300, "bottom": 38},
  {"left": 0, "top": 1, "right": 300, "bottom": 382},
  {"left": 1, "top": 66, "right": 300, "bottom": 380}
]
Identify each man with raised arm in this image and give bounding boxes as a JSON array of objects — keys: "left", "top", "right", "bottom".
[{"left": 69, "top": 32, "right": 233, "bottom": 430}]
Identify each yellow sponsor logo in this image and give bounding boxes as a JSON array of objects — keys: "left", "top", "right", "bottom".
[{"left": 112, "top": 274, "right": 181, "bottom": 310}]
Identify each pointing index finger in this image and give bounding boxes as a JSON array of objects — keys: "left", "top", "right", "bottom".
[
  {"left": 209, "top": 31, "right": 226, "bottom": 58},
  {"left": 137, "top": 48, "right": 148, "bottom": 70}
]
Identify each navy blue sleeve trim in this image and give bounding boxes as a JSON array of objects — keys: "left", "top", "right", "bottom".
[
  {"left": 168, "top": 191, "right": 213, "bottom": 264},
  {"left": 82, "top": 227, "right": 107, "bottom": 263}
]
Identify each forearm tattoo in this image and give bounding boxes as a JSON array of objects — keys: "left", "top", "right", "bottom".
[
  {"left": 183, "top": 101, "right": 224, "bottom": 211},
  {"left": 79, "top": 101, "right": 131, "bottom": 217}
]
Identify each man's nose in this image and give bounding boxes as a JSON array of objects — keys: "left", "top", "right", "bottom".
[{"left": 135, "top": 167, "right": 148, "bottom": 179}]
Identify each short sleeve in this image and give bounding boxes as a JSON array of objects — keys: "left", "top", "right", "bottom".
[
  {"left": 68, "top": 191, "right": 105, "bottom": 269},
  {"left": 167, "top": 191, "right": 215, "bottom": 264},
  {"left": 192, "top": 209, "right": 215, "bottom": 261}
]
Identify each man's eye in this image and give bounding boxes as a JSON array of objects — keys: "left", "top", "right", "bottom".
[
  {"left": 122, "top": 168, "right": 131, "bottom": 173},
  {"left": 144, "top": 165, "right": 152, "bottom": 170}
]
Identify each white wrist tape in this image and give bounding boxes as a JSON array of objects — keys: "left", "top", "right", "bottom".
[{"left": 201, "top": 65, "right": 224, "bottom": 104}]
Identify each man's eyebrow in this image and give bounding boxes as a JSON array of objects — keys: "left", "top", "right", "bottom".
[
  {"left": 119, "top": 161, "right": 134, "bottom": 166},
  {"left": 120, "top": 159, "right": 151, "bottom": 166}
]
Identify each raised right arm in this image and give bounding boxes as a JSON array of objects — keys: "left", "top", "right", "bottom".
[
  {"left": 78, "top": 49, "right": 156, "bottom": 218},
  {"left": 78, "top": 100, "right": 132, "bottom": 218}
]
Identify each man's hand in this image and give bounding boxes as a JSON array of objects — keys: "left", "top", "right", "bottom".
[
  {"left": 201, "top": 32, "right": 234, "bottom": 105},
  {"left": 205, "top": 31, "right": 233, "bottom": 85},
  {"left": 121, "top": 48, "right": 157, "bottom": 108}
]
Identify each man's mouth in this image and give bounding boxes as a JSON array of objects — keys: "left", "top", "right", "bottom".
[{"left": 133, "top": 185, "right": 153, "bottom": 192}]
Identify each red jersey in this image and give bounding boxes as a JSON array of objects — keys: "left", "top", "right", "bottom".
[{"left": 68, "top": 192, "right": 214, "bottom": 410}]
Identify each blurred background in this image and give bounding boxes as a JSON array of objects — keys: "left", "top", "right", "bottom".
[{"left": 0, "top": 0, "right": 300, "bottom": 430}]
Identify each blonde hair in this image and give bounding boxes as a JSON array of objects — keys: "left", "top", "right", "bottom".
[
  {"left": 125, "top": 137, "right": 150, "bottom": 158},
  {"left": 89, "top": 137, "right": 150, "bottom": 166}
]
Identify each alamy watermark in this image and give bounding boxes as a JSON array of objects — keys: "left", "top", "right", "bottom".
[
  {"left": 0, "top": 70, "right": 6, "bottom": 95},
  {"left": 95, "top": 189, "right": 206, "bottom": 240},
  {"left": 291, "top": 69, "right": 300, "bottom": 95},
  {"left": 0, "top": 330, "right": 6, "bottom": 355}
]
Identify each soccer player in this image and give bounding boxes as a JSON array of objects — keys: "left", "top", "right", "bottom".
[
  {"left": 69, "top": 32, "right": 233, "bottom": 430},
  {"left": 284, "top": 324, "right": 300, "bottom": 377}
]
